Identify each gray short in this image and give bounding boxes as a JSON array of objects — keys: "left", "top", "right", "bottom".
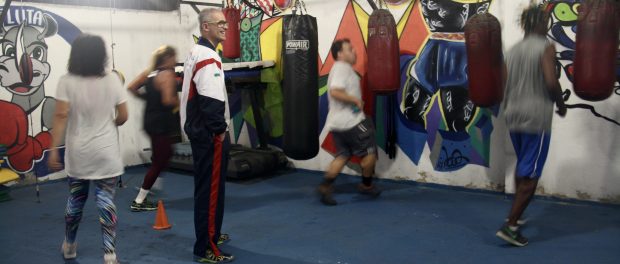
[{"left": 332, "top": 118, "right": 377, "bottom": 158}]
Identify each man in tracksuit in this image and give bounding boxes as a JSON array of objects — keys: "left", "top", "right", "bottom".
[{"left": 180, "top": 8, "right": 233, "bottom": 263}]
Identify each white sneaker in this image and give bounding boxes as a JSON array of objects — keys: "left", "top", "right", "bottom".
[
  {"left": 61, "top": 240, "right": 77, "bottom": 259},
  {"left": 104, "top": 253, "right": 119, "bottom": 264}
]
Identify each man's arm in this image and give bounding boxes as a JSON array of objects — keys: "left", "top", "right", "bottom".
[
  {"left": 542, "top": 44, "right": 567, "bottom": 117},
  {"left": 329, "top": 88, "right": 363, "bottom": 110}
]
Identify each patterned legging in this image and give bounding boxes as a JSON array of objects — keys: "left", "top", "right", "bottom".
[{"left": 64, "top": 177, "right": 118, "bottom": 254}]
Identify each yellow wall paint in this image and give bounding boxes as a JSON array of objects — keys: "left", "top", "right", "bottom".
[
  {"left": 352, "top": 1, "right": 370, "bottom": 45},
  {"left": 259, "top": 18, "right": 284, "bottom": 78}
]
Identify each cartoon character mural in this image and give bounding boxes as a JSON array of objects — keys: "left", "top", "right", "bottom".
[
  {"left": 399, "top": 0, "right": 495, "bottom": 171},
  {"left": 1, "top": 12, "right": 57, "bottom": 173},
  {"left": 0, "top": 6, "right": 82, "bottom": 176}
]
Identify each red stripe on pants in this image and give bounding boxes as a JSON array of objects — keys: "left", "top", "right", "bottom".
[{"left": 207, "top": 137, "right": 223, "bottom": 256}]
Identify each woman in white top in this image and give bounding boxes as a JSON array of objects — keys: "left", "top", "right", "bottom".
[{"left": 48, "top": 34, "right": 128, "bottom": 264}]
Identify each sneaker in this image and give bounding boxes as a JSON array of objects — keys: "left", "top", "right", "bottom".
[
  {"left": 104, "top": 253, "right": 119, "bottom": 264},
  {"left": 217, "top": 234, "right": 230, "bottom": 245},
  {"left": 194, "top": 249, "right": 234, "bottom": 263},
  {"left": 61, "top": 240, "right": 77, "bottom": 260},
  {"left": 130, "top": 199, "right": 157, "bottom": 212},
  {"left": 358, "top": 183, "right": 381, "bottom": 197},
  {"left": 505, "top": 218, "right": 529, "bottom": 226},
  {"left": 317, "top": 183, "right": 337, "bottom": 206},
  {"left": 496, "top": 224, "right": 529, "bottom": 247}
]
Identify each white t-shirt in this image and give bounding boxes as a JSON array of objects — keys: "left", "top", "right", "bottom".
[
  {"left": 55, "top": 73, "right": 127, "bottom": 180},
  {"left": 325, "top": 61, "right": 365, "bottom": 131}
]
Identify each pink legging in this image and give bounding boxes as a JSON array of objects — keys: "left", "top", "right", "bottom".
[{"left": 141, "top": 134, "right": 173, "bottom": 190}]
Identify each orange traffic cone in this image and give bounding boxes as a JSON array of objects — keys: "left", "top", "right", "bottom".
[{"left": 153, "top": 200, "right": 172, "bottom": 230}]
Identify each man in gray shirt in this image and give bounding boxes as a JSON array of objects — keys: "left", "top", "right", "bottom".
[
  {"left": 317, "top": 39, "right": 381, "bottom": 206},
  {"left": 496, "top": 4, "right": 567, "bottom": 247}
]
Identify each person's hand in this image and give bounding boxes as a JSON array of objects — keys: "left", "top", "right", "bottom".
[
  {"left": 354, "top": 99, "right": 364, "bottom": 111},
  {"left": 216, "top": 133, "right": 226, "bottom": 142},
  {"left": 556, "top": 104, "right": 567, "bottom": 117},
  {"left": 47, "top": 149, "right": 63, "bottom": 172}
]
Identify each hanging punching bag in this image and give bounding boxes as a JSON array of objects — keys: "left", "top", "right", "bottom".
[
  {"left": 574, "top": 0, "right": 619, "bottom": 101},
  {"left": 367, "top": 9, "right": 400, "bottom": 94},
  {"left": 464, "top": 13, "right": 503, "bottom": 107},
  {"left": 223, "top": 7, "right": 241, "bottom": 59},
  {"left": 282, "top": 13, "right": 319, "bottom": 160}
]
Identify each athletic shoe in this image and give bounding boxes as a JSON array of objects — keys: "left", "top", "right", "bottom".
[
  {"left": 104, "top": 253, "right": 120, "bottom": 264},
  {"left": 357, "top": 183, "right": 381, "bottom": 198},
  {"left": 130, "top": 199, "right": 157, "bottom": 212},
  {"left": 505, "top": 218, "right": 529, "bottom": 226},
  {"left": 61, "top": 240, "right": 77, "bottom": 260},
  {"left": 217, "top": 234, "right": 230, "bottom": 245},
  {"left": 194, "top": 249, "right": 234, "bottom": 263},
  {"left": 496, "top": 224, "right": 529, "bottom": 247},
  {"left": 317, "top": 183, "right": 337, "bottom": 206}
]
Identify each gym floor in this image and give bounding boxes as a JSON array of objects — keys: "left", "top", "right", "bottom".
[{"left": 1, "top": 166, "right": 619, "bottom": 264}]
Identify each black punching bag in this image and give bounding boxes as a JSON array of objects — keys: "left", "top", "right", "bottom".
[{"left": 282, "top": 14, "right": 319, "bottom": 160}]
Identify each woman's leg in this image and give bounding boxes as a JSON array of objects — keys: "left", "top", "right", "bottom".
[
  {"left": 94, "top": 177, "right": 118, "bottom": 257},
  {"left": 134, "top": 134, "right": 173, "bottom": 205},
  {"left": 65, "top": 177, "right": 90, "bottom": 245}
]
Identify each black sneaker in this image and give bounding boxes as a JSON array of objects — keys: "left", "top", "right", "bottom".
[
  {"left": 358, "top": 183, "right": 381, "bottom": 198},
  {"left": 130, "top": 199, "right": 157, "bottom": 212},
  {"left": 217, "top": 234, "right": 230, "bottom": 245},
  {"left": 496, "top": 224, "right": 529, "bottom": 247},
  {"left": 194, "top": 249, "right": 234, "bottom": 263},
  {"left": 320, "top": 194, "right": 337, "bottom": 206},
  {"left": 317, "top": 183, "right": 337, "bottom": 206}
]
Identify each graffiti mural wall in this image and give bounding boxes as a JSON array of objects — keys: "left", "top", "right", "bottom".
[
  {"left": 0, "top": 3, "right": 197, "bottom": 182},
  {"left": 546, "top": 0, "right": 619, "bottom": 127},
  {"left": 399, "top": 0, "right": 494, "bottom": 172},
  {"left": 228, "top": 0, "right": 619, "bottom": 201},
  {"left": 0, "top": 5, "right": 80, "bottom": 179},
  {"left": 1, "top": 0, "right": 617, "bottom": 202},
  {"left": 225, "top": 0, "right": 503, "bottom": 186},
  {"left": 228, "top": 0, "right": 496, "bottom": 171}
]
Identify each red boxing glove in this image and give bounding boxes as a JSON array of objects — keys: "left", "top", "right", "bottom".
[{"left": 0, "top": 101, "right": 28, "bottom": 153}]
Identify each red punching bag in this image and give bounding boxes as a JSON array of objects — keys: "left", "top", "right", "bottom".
[
  {"left": 367, "top": 9, "right": 400, "bottom": 94},
  {"left": 223, "top": 7, "right": 241, "bottom": 59},
  {"left": 574, "top": 0, "right": 619, "bottom": 101},
  {"left": 464, "top": 13, "right": 503, "bottom": 107}
]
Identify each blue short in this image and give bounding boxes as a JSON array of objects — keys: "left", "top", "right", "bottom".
[{"left": 510, "top": 132, "right": 551, "bottom": 179}]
